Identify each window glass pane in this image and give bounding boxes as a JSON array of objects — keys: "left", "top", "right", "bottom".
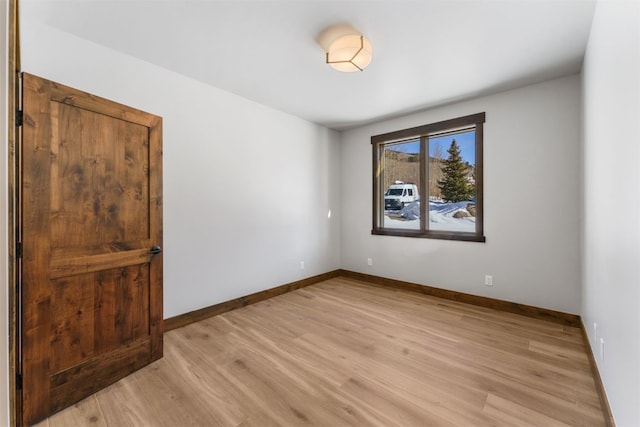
[
  {"left": 428, "top": 130, "right": 476, "bottom": 233},
  {"left": 380, "top": 140, "right": 420, "bottom": 230}
]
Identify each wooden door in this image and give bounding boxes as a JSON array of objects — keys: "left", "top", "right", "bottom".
[{"left": 20, "top": 73, "right": 163, "bottom": 426}]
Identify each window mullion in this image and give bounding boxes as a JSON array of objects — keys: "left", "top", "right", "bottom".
[{"left": 420, "top": 136, "right": 428, "bottom": 232}]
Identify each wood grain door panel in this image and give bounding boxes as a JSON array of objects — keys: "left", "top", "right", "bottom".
[{"left": 20, "top": 73, "right": 163, "bottom": 426}]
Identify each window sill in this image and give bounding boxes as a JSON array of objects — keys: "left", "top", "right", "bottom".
[{"left": 371, "top": 228, "right": 486, "bottom": 242}]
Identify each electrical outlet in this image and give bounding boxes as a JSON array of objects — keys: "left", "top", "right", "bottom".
[
  {"left": 300, "top": 261, "right": 305, "bottom": 270},
  {"left": 599, "top": 338, "right": 605, "bottom": 361},
  {"left": 484, "top": 275, "right": 493, "bottom": 286},
  {"left": 367, "top": 258, "right": 373, "bottom": 267}
]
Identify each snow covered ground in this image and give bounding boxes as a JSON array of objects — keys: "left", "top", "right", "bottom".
[{"left": 384, "top": 200, "right": 475, "bottom": 232}]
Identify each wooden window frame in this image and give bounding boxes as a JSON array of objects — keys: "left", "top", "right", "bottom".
[{"left": 371, "top": 112, "right": 486, "bottom": 242}]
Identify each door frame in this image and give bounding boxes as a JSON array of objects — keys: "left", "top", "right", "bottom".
[{"left": 7, "top": 0, "right": 21, "bottom": 425}]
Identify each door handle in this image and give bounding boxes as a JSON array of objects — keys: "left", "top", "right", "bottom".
[{"left": 150, "top": 246, "right": 163, "bottom": 255}]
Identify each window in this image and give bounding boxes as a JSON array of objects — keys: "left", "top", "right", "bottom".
[{"left": 372, "top": 112, "right": 485, "bottom": 242}]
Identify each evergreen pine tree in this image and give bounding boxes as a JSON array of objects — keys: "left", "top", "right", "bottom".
[{"left": 437, "top": 140, "right": 473, "bottom": 202}]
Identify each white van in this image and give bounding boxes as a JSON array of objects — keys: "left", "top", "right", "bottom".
[{"left": 384, "top": 182, "right": 419, "bottom": 210}]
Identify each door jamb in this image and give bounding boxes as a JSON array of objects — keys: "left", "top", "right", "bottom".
[{"left": 8, "top": 0, "right": 21, "bottom": 425}]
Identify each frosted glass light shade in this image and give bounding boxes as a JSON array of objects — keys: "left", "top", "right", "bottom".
[{"left": 326, "top": 34, "right": 372, "bottom": 72}]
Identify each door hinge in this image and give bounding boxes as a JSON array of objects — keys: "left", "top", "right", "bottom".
[
  {"left": 15, "top": 110, "right": 23, "bottom": 127},
  {"left": 16, "top": 242, "right": 22, "bottom": 258},
  {"left": 16, "top": 373, "right": 22, "bottom": 390}
]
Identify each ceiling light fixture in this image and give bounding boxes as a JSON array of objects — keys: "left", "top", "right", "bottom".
[{"left": 325, "top": 34, "right": 372, "bottom": 72}]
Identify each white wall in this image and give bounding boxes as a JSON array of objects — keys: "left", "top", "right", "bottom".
[
  {"left": 19, "top": 17, "right": 342, "bottom": 319},
  {"left": 1, "top": 0, "right": 10, "bottom": 424},
  {"left": 341, "top": 76, "right": 582, "bottom": 314},
  {"left": 581, "top": 1, "right": 640, "bottom": 426}
]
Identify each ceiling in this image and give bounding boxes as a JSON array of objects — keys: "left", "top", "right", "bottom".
[{"left": 23, "top": 0, "right": 596, "bottom": 130}]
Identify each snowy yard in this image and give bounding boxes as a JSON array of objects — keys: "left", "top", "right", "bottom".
[{"left": 384, "top": 200, "right": 475, "bottom": 232}]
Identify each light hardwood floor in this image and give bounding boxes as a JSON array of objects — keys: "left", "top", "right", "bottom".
[{"left": 34, "top": 277, "right": 606, "bottom": 426}]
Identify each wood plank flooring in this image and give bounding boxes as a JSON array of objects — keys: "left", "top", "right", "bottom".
[{"left": 34, "top": 277, "right": 606, "bottom": 426}]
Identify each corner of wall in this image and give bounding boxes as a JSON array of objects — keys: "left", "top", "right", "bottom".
[{"left": 1, "top": 0, "right": 10, "bottom": 424}]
